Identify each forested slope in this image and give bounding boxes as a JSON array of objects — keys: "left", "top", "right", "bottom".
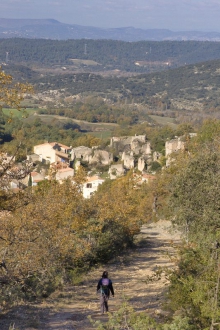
[
  {"left": 31, "top": 59, "right": 220, "bottom": 123},
  {"left": 2, "top": 39, "right": 220, "bottom": 73},
  {"left": 3, "top": 58, "right": 220, "bottom": 125}
]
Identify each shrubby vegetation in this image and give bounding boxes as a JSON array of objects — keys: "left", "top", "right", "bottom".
[
  {"left": 38, "top": 96, "right": 146, "bottom": 125},
  {"left": 155, "top": 120, "right": 220, "bottom": 329},
  {"left": 90, "top": 301, "right": 194, "bottom": 329}
]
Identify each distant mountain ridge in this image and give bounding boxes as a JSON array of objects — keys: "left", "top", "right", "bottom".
[
  {"left": 1, "top": 18, "right": 220, "bottom": 41},
  {"left": 0, "top": 18, "right": 60, "bottom": 28}
]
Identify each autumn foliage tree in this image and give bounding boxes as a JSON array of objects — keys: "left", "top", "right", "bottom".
[
  {"left": 86, "top": 171, "right": 154, "bottom": 262},
  {"left": 0, "top": 178, "right": 90, "bottom": 303},
  {"left": 0, "top": 68, "right": 33, "bottom": 197},
  {"left": 0, "top": 67, "right": 33, "bottom": 113}
]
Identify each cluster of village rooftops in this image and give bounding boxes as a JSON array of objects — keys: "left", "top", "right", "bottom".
[{"left": 7, "top": 134, "right": 193, "bottom": 198}]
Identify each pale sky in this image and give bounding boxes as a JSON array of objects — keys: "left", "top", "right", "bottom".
[{"left": 1, "top": 0, "right": 220, "bottom": 32}]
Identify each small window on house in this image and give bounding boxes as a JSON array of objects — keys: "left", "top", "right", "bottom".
[{"left": 86, "top": 183, "right": 92, "bottom": 188}]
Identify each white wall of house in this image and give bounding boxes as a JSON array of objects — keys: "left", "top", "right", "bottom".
[
  {"left": 82, "top": 176, "right": 104, "bottom": 199},
  {"left": 34, "top": 143, "right": 56, "bottom": 163}
]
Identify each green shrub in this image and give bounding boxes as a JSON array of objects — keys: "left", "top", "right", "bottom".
[
  {"left": 150, "top": 161, "right": 162, "bottom": 172},
  {"left": 89, "top": 301, "right": 160, "bottom": 330}
]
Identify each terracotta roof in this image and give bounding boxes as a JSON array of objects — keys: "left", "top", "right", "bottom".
[
  {"left": 86, "top": 176, "right": 104, "bottom": 182},
  {"left": 58, "top": 168, "right": 73, "bottom": 173},
  {"left": 31, "top": 172, "right": 45, "bottom": 180},
  {"left": 50, "top": 162, "right": 69, "bottom": 169},
  {"left": 31, "top": 172, "right": 39, "bottom": 177}
]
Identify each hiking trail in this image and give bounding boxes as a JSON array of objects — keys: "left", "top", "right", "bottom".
[{"left": 0, "top": 220, "right": 181, "bottom": 330}]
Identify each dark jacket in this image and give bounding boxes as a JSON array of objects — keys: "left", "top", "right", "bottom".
[{"left": 97, "top": 278, "right": 114, "bottom": 296}]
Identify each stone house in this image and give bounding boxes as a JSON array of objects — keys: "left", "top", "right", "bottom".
[
  {"left": 110, "top": 135, "right": 146, "bottom": 148},
  {"left": 21, "top": 171, "right": 45, "bottom": 187},
  {"left": 26, "top": 153, "right": 41, "bottom": 163},
  {"left": 165, "top": 138, "right": 185, "bottom": 157},
  {"left": 141, "top": 142, "right": 152, "bottom": 155},
  {"left": 71, "top": 146, "right": 92, "bottom": 162},
  {"left": 122, "top": 152, "right": 134, "bottom": 169},
  {"left": 165, "top": 137, "right": 185, "bottom": 166},
  {"left": 55, "top": 167, "right": 74, "bottom": 182},
  {"left": 138, "top": 157, "right": 145, "bottom": 172},
  {"left": 108, "top": 163, "right": 125, "bottom": 179},
  {"left": 89, "top": 150, "right": 113, "bottom": 166}
]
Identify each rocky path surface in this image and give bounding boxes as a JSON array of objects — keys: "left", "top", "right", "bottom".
[{"left": 0, "top": 220, "right": 181, "bottom": 330}]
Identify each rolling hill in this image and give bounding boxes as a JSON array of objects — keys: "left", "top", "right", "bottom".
[
  {"left": 2, "top": 38, "right": 220, "bottom": 75},
  {"left": 1, "top": 18, "right": 220, "bottom": 41},
  {"left": 6, "top": 58, "right": 218, "bottom": 125}
]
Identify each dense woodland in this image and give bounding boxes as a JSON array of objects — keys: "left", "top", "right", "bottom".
[
  {"left": 0, "top": 52, "right": 220, "bottom": 329},
  {"left": 2, "top": 39, "right": 220, "bottom": 72}
]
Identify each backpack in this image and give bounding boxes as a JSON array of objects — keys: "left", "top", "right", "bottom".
[{"left": 101, "top": 278, "right": 109, "bottom": 295}]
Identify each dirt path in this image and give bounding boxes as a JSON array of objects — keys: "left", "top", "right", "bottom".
[{"left": 0, "top": 220, "right": 181, "bottom": 330}]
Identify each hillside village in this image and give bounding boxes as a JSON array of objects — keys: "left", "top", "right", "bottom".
[{"left": 5, "top": 134, "right": 190, "bottom": 198}]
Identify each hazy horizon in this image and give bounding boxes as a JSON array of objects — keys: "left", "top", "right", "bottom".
[{"left": 1, "top": 0, "right": 220, "bottom": 33}]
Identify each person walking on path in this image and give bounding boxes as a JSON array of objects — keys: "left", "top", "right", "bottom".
[{"left": 97, "top": 271, "right": 114, "bottom": 314}]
